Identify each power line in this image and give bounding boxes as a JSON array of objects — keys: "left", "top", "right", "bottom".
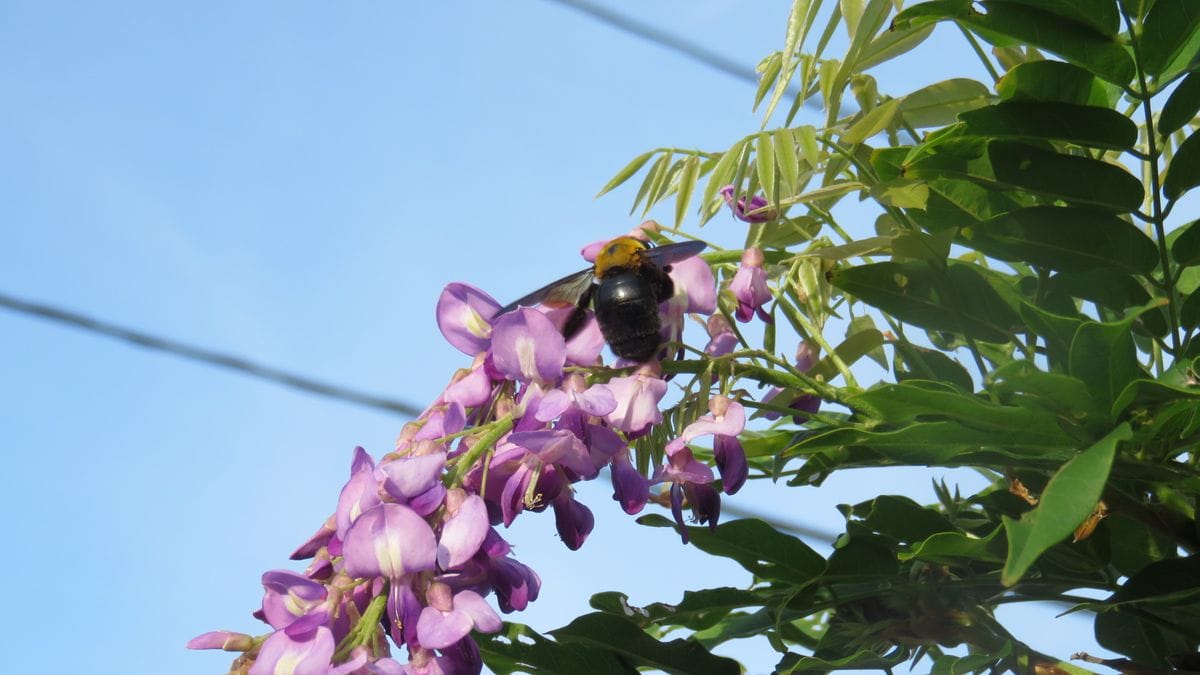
[
  {"left": 540, "top": 0, "right": 808, "bottom": 103},
  {"left": 0, "top": 290, "right": 424, "bottom": 417}
]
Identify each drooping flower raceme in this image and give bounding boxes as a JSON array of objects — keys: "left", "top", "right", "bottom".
[{"left": 190, "top": 231, "right": 816, "bottom": 674}]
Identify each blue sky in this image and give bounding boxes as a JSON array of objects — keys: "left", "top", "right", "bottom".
[{"left": 1, "top": 2, "right": 1106, "bottom": 673}]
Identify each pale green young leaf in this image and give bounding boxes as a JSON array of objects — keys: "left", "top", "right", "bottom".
[
  {"left": 598, "top": 150, "right": 656, "bottom": 199},
  {"left": 773, "top": 128, "right": 800, "bottom": 197},
  {"left": 753, "top": 52, "right": 784, "bottom": 110},
  {"left": 897, "top": 78, "right": 992, "bottom": 128},
  {"left": 756, "top": 132, "right": 776, "bottom": 203},
  {"left": 841, "top": 97, "right": 900, "bottom": 144},
  {"left": 762, "top": 0, "right": 816, "bottom": 122},
  {"left": 674, "top": 155, "right": 700, "bottom": 228},
  {"left": 638, "top": 151, "right": 674, "bottom": 216},
  {"left": 700, "top": 141, "right": 747, "bottom": 225},
  {"left": 857, "top": 22, "right": 934, "bottom": 72},
  {"left": 796, "top": 125, "right": 821, "bottom": 168}
]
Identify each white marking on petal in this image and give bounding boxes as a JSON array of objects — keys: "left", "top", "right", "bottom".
[
  {"left": 464, "top": 308, "right": 491, "bottom": 339},
  {"left": 515, "top": 336, "right": 538, "bottom": 380}
]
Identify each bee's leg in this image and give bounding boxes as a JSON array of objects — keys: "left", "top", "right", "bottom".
[{"left": 562, "top": 284, "right": 596, "bottom": 341}]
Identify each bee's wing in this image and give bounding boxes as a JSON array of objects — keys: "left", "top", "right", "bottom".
[
  {"left": 643, "top": 240, "right": 707, "bottom": 266},
  {"left": 497, "top": 267, "right": 596, "bottom": 316}
]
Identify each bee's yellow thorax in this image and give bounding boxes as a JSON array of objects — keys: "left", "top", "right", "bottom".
[{"left": 593, "top": 236, "right": 648, "bottom": 278}]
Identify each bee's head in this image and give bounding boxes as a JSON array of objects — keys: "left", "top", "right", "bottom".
[{"left": 594, "top": 236, "right": 649, "bottom": 278}]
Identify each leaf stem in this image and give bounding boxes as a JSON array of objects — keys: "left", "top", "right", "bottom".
[{"left": 1123, "top": 7, "right": 1181, "bottom": 353}]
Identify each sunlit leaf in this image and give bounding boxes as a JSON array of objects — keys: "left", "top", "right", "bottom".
[
  {"left": 996, "top": 59, "right": 1115, "bottom": 106},
  {"left": 897, "top": 78, "right": 992, "bottom": 128},
  {"left": 674, "top": 154, "right": 700, "bottom": 228},
  {"left": 857, "top": 22, "right": 934, "bottom": 72},
  {"left": 551, "top": 613, "right": 740, "bottom": 675},
  {"left": 842, "top": 97, "right": 901, "bottom": 144},
  {"left": 599, "top": 150, "right": 656, "bottom": 199},
  {"left": 637, "top": 515, "right": 826, "bottom": 585},
  {"left": 1001, "top": 423, "right": 1131, "bottom": 586}
]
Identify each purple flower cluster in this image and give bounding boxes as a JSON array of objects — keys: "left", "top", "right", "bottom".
[{"left": 187, "top": 233, "right": 752, "bottom": 674}]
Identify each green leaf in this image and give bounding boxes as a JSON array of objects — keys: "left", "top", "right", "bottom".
[
  {"left": 1182, "top": 287, "right": 1200, "bottom": 328},
  {"left": 1069, "top": 309, "right": 1153, "bottom": 412},
  {"left": 1111, "top": 377, "right": 1200, "bottom": 417},
  {"left": 1043, "top": 269, "right": 1152, "bottom": 311},
  {"left": 1159, "top": 71, "right": 1200, "bottom": 136},
  {"left": 891, "top": 228, "right": 955, "bottom": 263},
  {"left": 701, "top": 141, "right": 746, "bottom": 223},
  {"left": 589, "top": 588, "right": 765, "bottom": 631},
  {"left": 807, "top": 327, "right": 885, "bottom": 382},
  {"left": 753, "top": 52, "right": 783, "bottom": 109},
  {"left": 897, "top": 78, "right": 992, "bottom": 128},
  {"left": 848, "top": 381, "right": 1071, "bottom": 438},
  {"left": 965, "top": 205, "right": 1159, "bottom": 274},
  {"left": 1140, "top": 0, "right": 1200, "bottom": 76},
  {"left": 970, "top": 1, "right": 1134, "bottom": 85},
  {"left": 637, "top": 515, "right": 826, "bottom": 585},
  {"left": 893, "top": 342, "right": 975, "bottom": 392},
  {"left": 1171, "top": 218, "right": 1200, "bottom": 266},
  {"left": 870, "top": 178, "right": 929, "bottom": 209},
  {"left": 755, "top": 132, "right": 775, "bottom": 204},
  {"left": 841, "top": 97, "right": 901, "bottom": 144},
  {"left": 478, "top": 622, "right": 639, "bottom": 675},
  {"left": 995, "top": 0, "right": 1120, "bottom": 37},
  {"left": 762, "top": 0, "right": 816, "bottom": 121},
  {"left": 830, "top": 260, "right": 1019, "bottom": 342},
  {"left": 796, "top": 125, "right": 820, "bottom": 167},
  {"left": 996, "top": 60, "right": 1115, "bottom": 106},
  {"left": 959, "top": 101, "right": 1138, "bottom": 149},
  {"left": 598, "top": 150, "right": 656, "bottom": 198},
  {"left": 1001, "top": 423, "right": 1131, "bottom": 586},
  {"left": 800, "top": 235, "right": 892, "bottom": 260},
  {"left": 674, "top": 155, "right": 700, "bottom": 228},
  {"left": 1095, "top": 556, "right": 1200, "bottom": 665},
  {"left": 778, "top": 181, "right": 866, "bottom": 208},
  {"left": 1163, "top": 128, "right": 1200, "bottom": 200},
  {"left": 989, "top": 360, "right": 1104, "bottom": 421},
  {"left": 632, "top": 151, "right": 671, "bottom": 215},
  {"left": 987, "top": 140, "right": 1143, "bottom": 210},
  {"left": 847, "top": 314, "right": 888, "bottom": 368},
  {"left": 1019, "top": 299, "right": 1084, "bottom": 368},
  {"left": 857, "top": 22, "right": 934, "bottom": 72},
  {"left": 550, "top": 613, "right": 740, "bottom": 675},
  {"left": 773, "top": 128, "right": 801, "bottom": 197},
  {"left": 900, "top": 526, "right": 1004, "bottom": 563},
  {"left": 853, "top": 494, "right": 956, "bottom": 542},
  {"left": 777, "top": 649, "right": 909, "bottom": 673}
]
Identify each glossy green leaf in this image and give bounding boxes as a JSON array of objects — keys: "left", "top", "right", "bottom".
[
  {"left": 900, "top": 526, "right": 1004, "bottom": 563},
  {"left": 896, "top": 1, "right": 1134, "bottom": 84},
  {"left": 1001, "top": 423, "right": 1130, "bottom": 586},
  {"left": 996, "top": 60, "right": 1115, "bottom": 106},
  {"left": 1112, "top": 377, "right": 1200, "bottom": 417},
  {"left": 960, "top": 101, "right": 1138, "bottom": 149},
  {"left": 1164, "top": 128, "right": 1200, "bottom": 200},
  {"left": 1095, "top": 556, "right": 1200, "bottom": 665},
  {"left": 1140, "top": 0, "right": 1200, "bottom": 76},
  {"left": 965, "top": 206, "right": 1159, "bottom": 274},
  {"left": 853, "top": 494, "right": 956, "bottom": 542},
  {"left": 1044, "top": 269, "right": 1151, "bottom": 311},
  {"left": 777, "top": 649, "right": 909, "bottom": 673},
  {"left": 1069, "top": 309, "right": 1151, "bottom": 412},
  {"left": 1171, "top": 219, "right": 1200, "bottom": 266},
  {"left": 896, "top": 78, "right": 992, "bottom": 128},
  {"left": 987, "top": 140, "right": 1143, "bottom": 210},
  {"left": 997, "top": 0, "right": 1120, "bottom": 37},
  {"left": 1182, "top": 287, "right": 1200, "bottom": 329},
  {"left": 972, "top": 1, "right": 1134, "bottom": 84},
  {"left": 1019, "top": 300, "right": 1084, "bottom": 368},
  {"left": 893, "top": 342, "right": 975, "bottom": 392},
  {"left": 637, "top": 515, "right": 826, "bottom": 585},
  {"left": 849, "top": 381, "right": 1070, "bottom": 437},
  {"left": 891, "top": 228, "right": 955, "bottom": 263},
  {"left": 831, "top": 260, "right": 1019, "bottom": 342},
  {"left": 989, "top": 360, "right": 1104, "bottom": 421},
  {"left": 550, "top": 613, "right": 740, "bottom": 675},
  {"left": 478, "top": 622, "right": 638, "bottom": 675},
  {"left": 1159, "top": 71, "right": 1200, "bottom": 136}
]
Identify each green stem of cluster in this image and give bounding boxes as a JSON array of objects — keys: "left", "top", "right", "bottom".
[
  {"left": 446, "top": 412, "right": 515, "bottom": 487},
  {"left": 956, "top": 25, "right": 1000, "bottom": 83},
  {"left": 332, "top": 591, "right": 388, "bottom": 662}
]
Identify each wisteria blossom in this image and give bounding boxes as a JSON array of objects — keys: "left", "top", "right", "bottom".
[
  {"left": 190, "top": 231, "right": 811, "bottom": 673},
  {"left": 720, "top": 184, "right": 777, "bottom": 223},
  {"left": 729, "top": 247, "right": 772, "bottom": 323}
]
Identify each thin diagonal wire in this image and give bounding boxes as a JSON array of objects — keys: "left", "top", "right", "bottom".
[{"left": 0, "top": 290, "right": 423, "bottom": 417}]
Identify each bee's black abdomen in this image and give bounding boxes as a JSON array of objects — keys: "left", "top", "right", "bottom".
[{"left": 594, "top": 268, "right": 664, "bottom": 362}]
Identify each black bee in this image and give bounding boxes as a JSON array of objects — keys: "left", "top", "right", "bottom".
[{"left": 498, "top": 237, "right": 707, "bottom": 362}]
